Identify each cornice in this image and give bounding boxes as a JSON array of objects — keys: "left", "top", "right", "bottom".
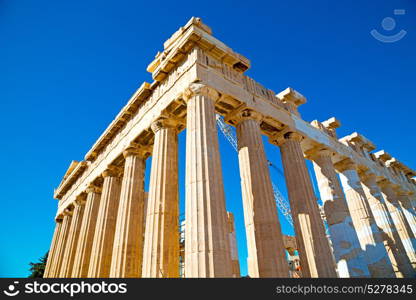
[{"left": 54, "top": 161, "right": 88, "bottom": 199}]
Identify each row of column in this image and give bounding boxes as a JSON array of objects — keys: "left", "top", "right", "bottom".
[
  {"left": 45, "top": 126, "right": 177, "bottom": 278},
  {"left": 183, "top": 83, "right": 338, "bottom": 277},
  {"left": 44, "top": 83, "right": 416, "bottom": 278},
  {"left": 311, "top": 152, "right": 416, "bottom": 278}
]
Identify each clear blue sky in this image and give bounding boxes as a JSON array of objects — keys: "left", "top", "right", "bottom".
[{"left": 1, "top": 0, "right": 415, "bottom": 277}]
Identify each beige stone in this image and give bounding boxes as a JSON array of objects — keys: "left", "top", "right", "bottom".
[
  {"left": 183, "top": 83, "right": 233, "bottom": 277},
  {"left": 59, "top": 196, "right": 86, "bottom": 277},
  {"left": 233, "top": 108, "right": 288, "bottom": 277},
  {"left": 43, "top": 220, "right": 62, "bottom": 278},
  {"left": 88, "top": 166, "right": 122, "bottom": 277},
  {"left": 50, "top": 208, "right": 73, "bottom": 277},
  {"left": 71, "top": 184, "right": 102, "bottom": 277},
  {"left": 110, "top": 145, "right": 148, "bottom": 278},
  {"left": 142, "top": 118, "right": 179, "bottom": 278},
  {"left": 46, "top": 17, "right": 416, "bottom": 278},
  {"left": 277, "top": 132, "right": 337, "bottom": 278}
]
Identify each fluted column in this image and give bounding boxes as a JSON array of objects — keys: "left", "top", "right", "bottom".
[
  {"left": 379, "top": 180, "right": 416, "bottom": 269},
  {"left": 142, "top": 118, "right": 179, "bottom": 278},
  {"left": 336, "top": 160, "right": 395, "bottom": 277},
  {"left": 235, "top": 109, "right": 288, "bottom": 277},
  {"left": 50, "top": 208, "right": 73, "bottom": 277},
  {"left": 398, "top": 193, "right": 416, "bottom": 237},
  {"left": 88, "top": 166, "right": 122, "bottom": 277},
  {"left": 410, "top": 193, "right": 416, "bottom": 212},
  {"left": 310, "top": 150, "right": 369, "bottom": 278},
  {"left": 43, "top": 219, "right": 63, "bottom": 278},
  {"left": 59, "top": 196, "right": 86, "bottom": 277},
  {"left": 183, "top": 83, "right": 233, "bottom": 277},
  {"left": 110, "top": 145, "right": 148, "bottom": 278},
  {"left": 72, "top": 183, "right": 102, "bottom": 277},
  {"left": 360, "top": 173, "right": 414, "bottom": 277},
  {"left": 277, "top": 132, "right": 337, "bottom": 277}
]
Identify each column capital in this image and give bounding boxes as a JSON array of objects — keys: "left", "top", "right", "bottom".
[
  {"left": 63, "top": 207, "right": 73, "bottom": 217},
  {"left": 55, "top": 215, "right": 63, "bottom": 222},
  {"left": 304, "top": 147, "right": 333, "bottom": 160},
  {"left": 150, "top": 117, "right": 178, "bottom": 133},
  {"left": 226, "top": 108, "right": 262, "bottom": 125},
  {"left": 271, "top": 131, "right": 303, "bottom": 146},
  {"left": 74, "top": 193, "right": 87, "bottom": 206},
  {"left": 86, "top": 182, "right": 102, "bottom": 194},
  {"left": 102, "top": 165, "right": 122, "bottom": 178},
  {"left": 182, "top": 83, "right": 219, "bottom": 102},
  {"left": 123, "top": 143, "right": 151, "bottom": 158}
]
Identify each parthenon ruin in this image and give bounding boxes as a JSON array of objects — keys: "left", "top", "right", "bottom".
[{"left": 44, "top": 17, "right": 416, "bottom": 278}]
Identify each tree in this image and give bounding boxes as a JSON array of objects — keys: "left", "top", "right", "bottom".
[{"left": 28, "top": 252, "right": 48, "bottom": 278}]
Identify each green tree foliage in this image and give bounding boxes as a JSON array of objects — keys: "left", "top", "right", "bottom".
[{"left": 28, "top": 252, "right": 48, "bottom": 278}]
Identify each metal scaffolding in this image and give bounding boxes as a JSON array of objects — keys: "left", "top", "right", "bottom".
[{"left": 216, "top": 115, "right": 294, "bottom": 227}]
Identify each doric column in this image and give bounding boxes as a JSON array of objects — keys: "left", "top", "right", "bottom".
[
  {"left": 234, "top": 109, "right": 288, "bottom": 277},
  {"left": 276, "top": 132, "right": 337, "bottom": 277},
  {"left": 183, "top": 83, "right": 233, "bottom": 277},
  {"left": 379, "top": 180, "right": 416, "bottom": 269},
  {"left": 59, "top": 196, "right": 86, "bottom": 277},
  {"left": 360, "top": 173, "right": 414, "bottom": 277},
  {"left": 227, "top": 212, "right": 241, "bottom": 278},
  {"left": 142, "top": 118, "right": 179, "bottom": 278},
  {"left": 43, "top": 219, "right": 63, "bottom": 278},
  {"left": 336, "top": 160, "right": 395, "bottom": 277},
  {"left": 50, "top": 208, "right": 73, "bottom": 277},
  {"left": 410, "top": 193, "right": 416, "bottom": 212},
  {"left": 398, "top": 193, "right": 416, "bottom": 237},
  {"left": 110, "top": 145, "right": 148, "bottom": 278},
  {"left": 72, "top": 183, "right": 102, "bottom": 278},
  {"left": 88, "top": 166, "right": 122, "bottom": 277},
  {"left": 310, "top": 150, "right": 369, "bottom": 278}
]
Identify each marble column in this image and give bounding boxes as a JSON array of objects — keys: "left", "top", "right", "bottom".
[
  {"left": 398, "top": 193, "right": 416, "bottom": 237},
  {"left": 360, "top": 173, "right": 414, "bottom": 277},
  {"left": 410, "top": 193, "right": 416, "bottom": 212},
  {"left": 311, "top": 150, "right": 369, "bottom": 278},
  {"left": 71, "top": 184, "right": 101, "bottom": 278},
  {"left": 50, "top": 208, "right": 73, "bottom": 277},
  {"left": 277, "top": 132, "right": 337, "bottom": 278},
  {"left": 183, "top": 83, "right": 233, "bottom": 277},
  {"left": 236, "top": 109, "right": 288, "bottom": 277},
  {"left": 43, "top": 219, "right": 63, "bottom": 278},
  {"left": 379, "top": 180, "right": 416, "bottom": 269},
  {"left": 88, "top": 166, "right": 122, "bottom": 277},
  {"left": 71, "top": 184, "right": 102, "bottom": 277},
  {"left": 336, "top": 160, "right": 395, "bottom": 277},
  {"left": 110, "top": 145, "right": 148, "bottom": 278},
  {"left": 142, "top": 118, "right": 179, "bottom": 278},
  {"left": 59, "top": 196, "right": 86, "bottom": 277}
]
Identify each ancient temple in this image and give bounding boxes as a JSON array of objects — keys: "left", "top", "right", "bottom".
[{"left": 44, "top": 17, "right": 416, "bottom": 278}]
